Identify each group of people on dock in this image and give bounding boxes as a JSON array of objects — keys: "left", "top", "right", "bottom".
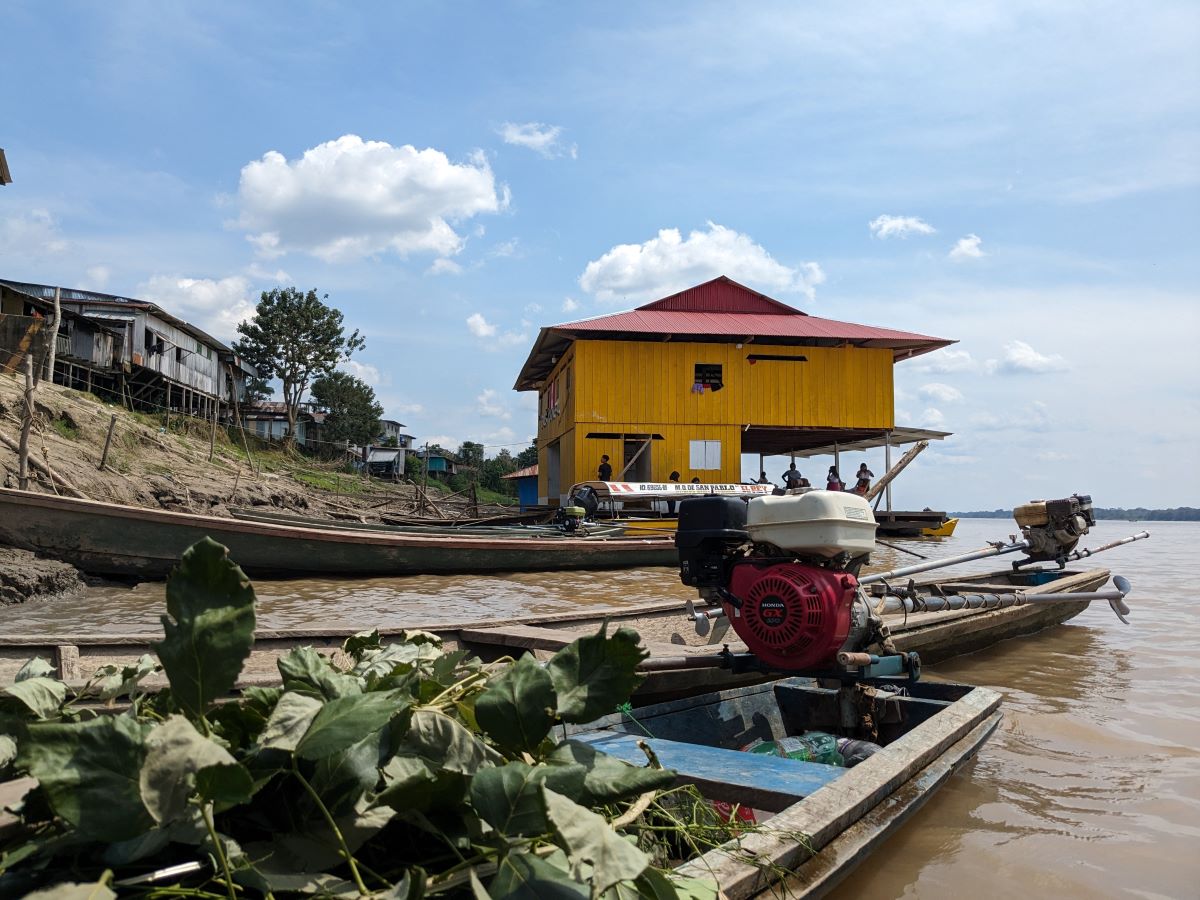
[{"left": 763, "top": 463, "right": 873, "bottom": 493}]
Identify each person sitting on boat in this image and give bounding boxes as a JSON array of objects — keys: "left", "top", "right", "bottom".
[
  {"left": 597, "top": 454, "right": 613, "bottom": 481},
  {"left": 756, "top": 471, "right": 771, "bottom": 485},
  {"left": 782, "top": 465, "right": 804, "bottom": 489},
  {"left": 853, "top": 463, "right": 874, "bottom": 494},
  {"left": 690, "top": 476, "right": 701, "bottom": 484},
  {"left": 826, "top": 466, "right": 844, "bottom": 491},
  {"left": 666, "top": 471, "right": 681, "bottom": 515}
]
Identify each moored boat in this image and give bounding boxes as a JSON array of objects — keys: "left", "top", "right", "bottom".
[
  {"left": 574, "top": 676, "right": 1001, "bottom": 897},
  {"left": 0, "top": 486, "right": 676, "bottom": 579}
]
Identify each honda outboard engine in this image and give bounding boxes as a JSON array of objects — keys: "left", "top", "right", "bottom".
[
  {"left": 568, "top": 484, "right": 601, "bottom": 520},
  {"left": 1012, "top": 494, "right": 1095, "bottom": 560},
  {"left": 677, "top": 490, "right": 901, "bottom": 673}
]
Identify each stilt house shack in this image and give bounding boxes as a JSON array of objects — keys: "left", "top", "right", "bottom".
[
  {"left": 0, "top": 279, "right": 256, "bottom": 418},
  {"left": 513, "top": 276, "right": 955, "bottom": 505}
]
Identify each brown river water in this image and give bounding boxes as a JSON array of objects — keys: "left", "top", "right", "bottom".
[{"left": 2, "top": 518, "right": 1198, "bottom": 898}]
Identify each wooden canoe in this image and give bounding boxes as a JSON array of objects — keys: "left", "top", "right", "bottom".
[
  {"left": 0, "top": 565, "right": 1109, "bottom": 699},
  {"left": 0, "top": 487, "right": 677, "bottom": 579},
  {"left": 575, "top": 676, "right": 1002, "bottom": 898}
]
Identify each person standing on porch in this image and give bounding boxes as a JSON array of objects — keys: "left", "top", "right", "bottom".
[
  {"left": 854, "top": 463, "right": 874, "bottom": 494},
  {"left": 597, "top": 454, "right": 612, "bottom": 481}
]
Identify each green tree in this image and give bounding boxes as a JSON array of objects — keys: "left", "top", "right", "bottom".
[
  {"left": 233, "top": 287, "right": 365, "bottom": 446},
  {"left": 457, "top": 441, "right": 485, "bottom": 470},
  {"left": 515, "top": 443, "right": 539, "bottom": 469},
  {"left": 309, "top": 371, "right": 385, "bottom": 451},
  {"left": 482, "top": 448, "right": 518, "bottom": 493}
]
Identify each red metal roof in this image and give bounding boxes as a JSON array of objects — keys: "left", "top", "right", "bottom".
[
  {"left": 502, "top": 464, "right": 538, "bottom": 479},
  {"left": 514, "top": 276, "right": 955, "bottom": 390}
]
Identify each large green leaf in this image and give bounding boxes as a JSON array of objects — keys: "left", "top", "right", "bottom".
[
  {"left": 277, "top": 647, "right": 362, "bottom": 700},
  {"left": 489, "top": 850, "right": 590, "bottom": 899},
  {"left": 152, "top": 538, "right": 256, "bottom": 718},
  {"left": 18, "top": 714, "right": 153, "bottom": 840},
  {"left": 542, "top": 788, "right": 649, "bottom": 895},
  {"left": 546, "top": 741, "right": 675, "bottom": 805},
  {"left": 546, "top": 625, "right": 647, "bottom": 724},
  {"left": 140, "top": 715, "right": 253, "bottom": 823},
  {"left": 470, "top": 761, "right": 550, "bottom": 838},
  {"left": 24, "top": 878, "right": 117, "bottom": 900},
  {"left": 294, "top": 691, "right": 408, "bottom": 760},
  {"left": 88, "top": 654, "right": 158, "bottom": 702},
  {"left": 259, "top": 691, "right": 323, "bottom": 752},
  {"left": 475, "top": 654, "right": 557, "bottom": 755},
  {"left": 2, "top": 676, "right": 67, "bottom": 719},
  {"left": 402, "top": 708, "right": 498, "bottom": 774},
  {"left": 306, "top": 728, "right": 392, "bottom": 816},
  {"left": 371, "top": 754, "right": 444, "bottom": 812},
  {"left": 15, "top": 657, "right": 55, "bottom": 682}
]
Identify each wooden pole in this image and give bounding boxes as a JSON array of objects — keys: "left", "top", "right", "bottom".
[
  {"left": 17, "top": 355, "right": 34, "bottom": 489},
  {"left": 207, "top": 401, "right": 218, "bottom": 462},
  {"left": 228, "top": 469, "right": 241, "bottom": 501},
  {"left": 164, "top": 383, "right": 171, "bottom": 432},
  {"left": 98, "top": 414, "right": 117, "bottom": 470},
  {"left": 42, "top": 287, "right": 61, "bottom": 385},
  {"left": 421, "top": 442, "right": 430, "bottom": 514},
  {"left": 864, "top": 440, "right": 928, "bottom": 503}
]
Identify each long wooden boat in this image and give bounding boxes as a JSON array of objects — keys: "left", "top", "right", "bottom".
[
  {"left": 227, "top": 505, "right": 629, "bottom": 538},
  {"left": 0, "top": 563, "right": 1110, "bottom": 699},
  {"left": 576, "top": 676, "right": 1001, "bottom": 898},
  {"left": 0, "top": 487, "right": 676, "bottom": 579}
]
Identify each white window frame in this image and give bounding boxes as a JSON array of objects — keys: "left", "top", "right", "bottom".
[{"left": 689, "top": 439, "right": 722, "bottom": 470}]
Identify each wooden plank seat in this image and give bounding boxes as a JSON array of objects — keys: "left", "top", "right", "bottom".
[{"left": 572, "top": 730, "right": 844, "bottom": 812}]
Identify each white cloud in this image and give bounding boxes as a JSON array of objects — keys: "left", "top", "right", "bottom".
[
  {"left": 913, "top": 348, "right": 978, "bottom": 374},
  {"left": 579, "top": 222, "right": 825, "bottom": 305},
  {"left": 488, "top": 238, "right": 520, "bottom": 258},
  {"left": 1035, "top": 450, "right": 1072, "bottom": 462},
  {"left": 466, "top": 313, "right": 497, "bottom": 338},
  {"left": 83, "top": 266, "right": 111, "bottom": 290},
  {"left": 524, "top": 302, "right": 543, "bottom": 314},
  {"left": 969, "top": 400, "right": 1052, "bottom": 432},
  {"left": 498, "top": 122, "right": 577, "bottom": 159},
  {"left": 0, "top": 209, "right": 68, "bottom": 256},
  {"left": 340, "top": 359, "right": 384, "bottom": 387},
  {"left": 918, "top": 407, "right": 946, "bottom": 428},
  {"left": 235, "top": 134, "right": 507, "bottom": 262},
  {"left": 919, "top": 382, "right": 963, "bottom": 403},
  {"left": 138, "top": 275, "right": 254, "bottom": 342},
  {"left": 949, "top": 233, "right": 985, "bottom": 260},
  {"left": 388, "top": 399, "right": 424, "bottom": 417},
  {"left": 562, "top": 297, "right": 580, "bottom": 312},
  {"left": 476, "top": 388, "right": 511, "bottom": 419},
  {"left": 987, "top": 340, "right": 1069, "bottom": 374},
  {"left": 427, "top": 258, "right": 463, "bottom": 276},
  {"left": 466, "top": 312, "right": 527, "bottom": 349},
  {"left": 869, "top": 214, "right": 936, "bottom": 239}
]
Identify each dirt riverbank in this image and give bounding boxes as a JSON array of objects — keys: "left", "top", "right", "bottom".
[{"left": 0, "top": 373, "right": 487, "bottom": 600}]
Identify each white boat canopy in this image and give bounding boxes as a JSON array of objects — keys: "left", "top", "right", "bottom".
[{"left": 569, "top": 480, "right": 775, "bottom": 500}]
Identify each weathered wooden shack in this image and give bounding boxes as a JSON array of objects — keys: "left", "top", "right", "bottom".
[
  {"left": 0, "top": 279, "right": 254, "bottom": 419},
  {"left": 0, "top": 282, "right": 122, "bottom": 387},
  {"left": 513, "top": 276, "right": 955, "bottom": 504}
]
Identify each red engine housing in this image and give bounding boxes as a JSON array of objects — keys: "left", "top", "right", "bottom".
[{"left": 725, "top": 562, "right": 858, "bottom": 670}]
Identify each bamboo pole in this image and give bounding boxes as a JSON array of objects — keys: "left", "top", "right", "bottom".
[
  {"left": 98, "top": 414, "right": 117, "bottom": 470},
  {"left": 17, "top": 355, "right": 34, "bottom": 489},
  {"left": 207, "top": 401, "right": 218, "bottom": 462}
]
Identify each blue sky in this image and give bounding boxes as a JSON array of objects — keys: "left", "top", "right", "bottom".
[{"left": 3, "top": 2, "right": 1197, "bottom": 510}]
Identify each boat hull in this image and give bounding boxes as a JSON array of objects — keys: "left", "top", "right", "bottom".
[{"left": 0, "top": 487, "right": 677, "bottom": 579}]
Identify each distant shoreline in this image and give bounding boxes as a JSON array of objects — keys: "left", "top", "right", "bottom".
[{"left": 950, "top": 507, "right": 1199, "bottom": 522}]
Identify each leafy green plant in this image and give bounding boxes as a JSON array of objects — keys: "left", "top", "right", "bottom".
[{"left": 0, "top": 539, "right": 720, "bottom": 899}]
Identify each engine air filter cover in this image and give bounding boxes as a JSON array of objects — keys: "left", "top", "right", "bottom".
[{"left": 726, "top": 562, "right": 857, "bottom": 670}]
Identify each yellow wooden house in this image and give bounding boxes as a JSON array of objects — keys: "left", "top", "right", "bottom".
[{"left": 513, "top": 276, "right": 954, "bottom": 504}]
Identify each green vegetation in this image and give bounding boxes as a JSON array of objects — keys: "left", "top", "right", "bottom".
[
  {"left": 309, "top": 371, "right": 384, "bottom": 451},
  {"left": 0, "top": 539, "right": 723, "bottom": 898},
  {"left": 49, "top": 415, "right": 78, "bottom": 440},
  {"left": 233, "top": 287, "right": 366, "bottom": 448}
]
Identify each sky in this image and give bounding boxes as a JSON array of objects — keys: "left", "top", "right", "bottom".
[{"left": 2, "top": 1, "right": 1197, "bottom": 510}]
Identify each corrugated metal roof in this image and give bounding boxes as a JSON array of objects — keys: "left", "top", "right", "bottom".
[
  {"left": 502, "top": 464, "right": 538, "bottom": 479},
  {"left": 514, "top": 275, "right": 954, "bottom": 390}
]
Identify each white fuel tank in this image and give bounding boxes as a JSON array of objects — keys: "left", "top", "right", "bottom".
[{"left": 745, "top": 490, "right": 877, "bottom": 558}]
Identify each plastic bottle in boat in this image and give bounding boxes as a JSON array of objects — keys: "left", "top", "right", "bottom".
[{"left": 746, "top": 732, "right": 844, "bottom": 766}]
